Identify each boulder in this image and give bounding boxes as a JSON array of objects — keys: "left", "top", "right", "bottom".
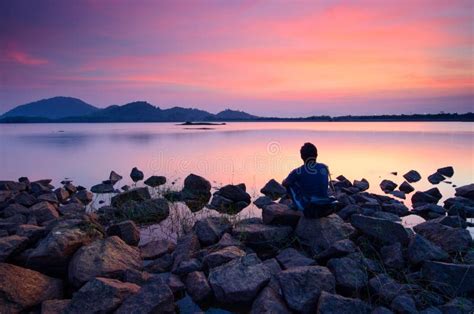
[
  {"left": 193, "top": 216, "right": 232, "bottom": 246},
  {"left": 181, "top": 174, "right": 211, "bottom": 211},
  {"left": 412, "top": 188, "right": 442, "bottom": 206},
  {"left": 439, "top": 297, "right": 473, "bottom": 313},
  {"left": 411, "top": 204, "right": 446, "bottom": 220},
  {"left": 58, "top": 203, "right": 86, "bottom": 217},
  {"left": 64, "top": 277, "right": 140, "bottom": 313},
  {"left": 143, "top": 254, "right": 173, "bottom": 273},
  {"left": 353, "top": 179, "right": 369, "bottom": 192},
  {"left": 30, "top": 201, "right": 59, "bottom": 225},
  {"left": 233, "top": 223, "right": 293, "bottom": 252},
  {"left": 296, "top": 214, "right": 355, "bottom": 255},
  {"left": 203, "top": 246, "right": 246, "bottom": 269},
  {"left": 391, "top": 295, "right": 417, "bottom": 314},
  {"left": 407, "top": 234, "right": 449, "bottom": 265},
  {"left": 144, "top": 175, "right": 167, "bottom": 187},
  {"left": 455, "top": 183, "right": 474, "bottom": 201},
  {"left": 111, "top": 187, "right": 151, "bottom": 208},
  {"left": 380, "top": 242, "right": 405, "bottom": 269},
  {"left": 337, "top": 204, "right": 362, "bottom": 220},
  {"left": 381, "top": 203, "right": 409, "bottom": 216},
  {"left": 403, "top": 170, "right": 421, "bottom": 183},
  {"left": 139, "top": 239, "right": 176, "bottom": 260},
  {"left": 0, "top": 263, "right": 63, "bottom": 313},
  {"left": 74, "top": 190, "right": 93, "bottom": 205},
  {"left": 260, "top": 179, "right": 287, "bottom": 200},
  {"left": 130, "top": 167, "right": 144, "bottom": 182},
  {"left": 14, "top": 192, "right": 37, "bottom": 207},
  {"left": 380, "top": 180, "right": 397, "bottom": 192},
  {"left": 41, "top": 299, "right": 71, "bottom": 314},
  {"left": 212, "top": 232, "right": 243, "bottom": 250},
  {"left": 253, "top": 196, "right": 274, "bottom": 209},
  {"left": 209, "top": 184, "right": 251, "bottom": 214},
  {"left": 317, "top": 291, "right": 371, "bottom": 314},
  {"left": 185, "top": 271, "right": 212, "bottom": 303},
  {"left": 262, "top": 203, "right": 302, "bottom": 227},
  {"left": 351, "top": 215, "right": 409, "bottom": 245},
  {"left": 327, "top": 255, "right": 368, "bottom": 293},
  {"left": 437, "top": 166, "right": 454, "bottom": 177},
  {"left": 171, "top": 233, "right": 200, "bottom": 272},
  {"left": 278, "top": 265, "right": 335, "bottom": 313},
  {"left": 399, "top": 181, "right": 415, "bottom": 194},
  {"left": 275, "top": 247, "right": 315, "bottom": 269},
  {"left": 428, "top": 172, "right": 445, "bottom": 185},
  {"left": 115, "top": 278, "right": 175, "bottom": 314},
  {"left": 388, "top": 190, "right": 406, "bottom": 199},
  {"left": 208, "top": 254, "right": 270, "bottom": 304},
  {"left": 90, "top": 183, "right": 114, "bottom": 194},
  {"left": 413, "top": 221, "right": 472, "bottom": 253},
  {"left": 173, "top": 258, "right": 202, "bottom": 275},
  {"left": 26, "top": 219, "right": 103, "bottom": 276},
  {"left": 0, "top": 235, "right": 29, "bottom": 262},
  {"left": 422, "top": 261, "right": 474, "bottom": 297},
  {"left": 250, "top": 285, "right": 291, "bottom": 314},
  {"left": 369, "top": 274, "right": 405, "bottom": 304},
  {"left": 122, "top": 269, "right": 157, "bottom": 285},
  {"left": 68, "top": 236, "right": 142, "bottom": 287},
  {"left": 371, "top": 211, "right": 401, "bottom": 222},
  {"left": 54, "top": 187, "right": 70, "bottom": 203},
  {"left": 2, "top": 203, "right": 29, "bottom": 217},
  {"left": 119, "top": 198, "right": 170, "bottom": 224},
  {"left": 107, "top": 220, "right": 140, "bottom": 246},
  {"left": 109, "top": 170, "right": 123, "bottom": 185},
  {"left": 316, "top": 239, "right": 357, "bottom": 262}
]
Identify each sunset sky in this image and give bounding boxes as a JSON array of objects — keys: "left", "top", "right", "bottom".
[{"left": 0, "top": 0, "right": 472, "bottom": 116}]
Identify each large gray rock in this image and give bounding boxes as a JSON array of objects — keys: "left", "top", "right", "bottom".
[
  {"left": 209, "top": 184, "right": 251, "bottom": 214},
  {"left": 437, "top": 166, "right": 454, "bottom": 177},
  {"left": 422, "top": 261, "right": 474, "bottom": 297},
  {"left": 29, "top": 201, "right": 59, "bottom": 225},
  {"left": 407, "top": 234, "right": 449, "bottom": 265},
  {"left": 327, "top": 255, "right": 368, "bottom": 293},
  {"left": 139, "top": 239, "right": 176, "bottom": 260},
  {"left": 411, "top": 204, "right": 446, "bottom": 220},
  {"left": 118, "top": 198, "right": 170, "bottom": 224},
  {"left": 208, "top": 254, "right": 271, "bottom": 304},
  {"left": 111, "top": 187, "right": 151, "bottom": 208},
  {"left": 203, "top": 246, "right": 246, "bottom": 269},
  {"left": 68, "top": 236, "right": 142, "bottom": 287},
  {"left": 0, "top": 235, "right": 28, "bottom": 262},
  {"left": 0, "top": 263, "right": 63, "bottom": 313},
  {"left": 144, "top": 175, "right": 166, "bottom": 187},
  {"left": 185, "top": 271, "right": 212, "bottom": 303},
  {"left": 260, "top": 179, "right": 287, "bottom": 200},
  {"left": 369, "top": 274, "right": 406, "bottom": 304},
  {"left": 455, "top": 183, "right": 474, "bottom": 200},
  {"left": 316, "top": 239, "right": 357, "bottom": 262},
  {"left": 171, "top": 233, "right": 200, "bottom": 272},
  {"left": 296, "top": 214, "right": 355, "bottom": 255},
  {"left": 351, "top": 215, "right": 409, "bottom": 245},
  {"left": 275, "top": 247, "right": 315, "bottom": 269},
  {"left": 413, "top": 221, "right": 472, "bottom": 253},
  {"left": 193, "top": 216, "right": 232, "bottom": 246},
  {"left": 64, "top": 277, "right": 140, "bottom": 313},
  {"left": 353, "top": 179, "right": 370, "bottom": 192},
  {"left": 115, "top": 278, "right": 175, "bottom": 314},
  {"left": 253, "top": 196, "right": 274, "bottom": 209},
  {"left": 90, "top": 183, "right": 114, "bottom": 194},
  {"left": 317, "top": 291, "right": 371, "bottom": 314},
  {"left": 381, "top": 203, "right": 409, "bottom": 216},
  {"left": 107, "top": 220, "right": 140, "bottom": 246},
  {"left": 250, "top": 286, "right": 291, "bottom": 314},
  {"left": 380, "top": 242, "right": 405, "bottom": 269},
  {"left": 278, "top": 265, "right": 335, "bottom": 313},
  {"left": 262, "top": 203, "right": 302, "bottom": 227},
  {"left": 181, "top": 173, "right": 211, "bottom": 212},
  {"left": 233, "top": 223, "right": 293, "bottom": 252}
]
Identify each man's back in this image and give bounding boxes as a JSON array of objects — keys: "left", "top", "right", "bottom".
[{"left": 284, "top": 161, "right": 329, "bottom": 200}]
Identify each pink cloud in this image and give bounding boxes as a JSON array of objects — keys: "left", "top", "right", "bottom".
[{"left": 6, "top": 50, "right": 48, "bottom": 65}]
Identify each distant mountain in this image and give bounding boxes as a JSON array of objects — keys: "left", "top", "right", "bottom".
[
  {"left": 2, "top": 96, "right": 98, "bottom": 119},
  {"left": 214, "top": 109, "right": 258, "bottom": 120}
]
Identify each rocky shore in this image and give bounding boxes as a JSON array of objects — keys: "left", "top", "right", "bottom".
[{"left": 0, "top": 167, "right": 473, "bottom": 313}]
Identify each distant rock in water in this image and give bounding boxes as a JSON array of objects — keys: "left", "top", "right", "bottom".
[
  {"left": 130, "top": 167, "right": 144, "bottom": 183},
  {"left": 403, "top": 170, "right": 421, "bottom": 183},
  {"left": 428, "top": 172, "right": 445, "bottom": 184},
  {"left": 437, "top": 166, "right": 454, "bottom": 177}
]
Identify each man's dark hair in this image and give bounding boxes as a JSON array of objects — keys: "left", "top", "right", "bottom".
[{"left": 300, "top": 142, "right": 317, "bottom": 163}]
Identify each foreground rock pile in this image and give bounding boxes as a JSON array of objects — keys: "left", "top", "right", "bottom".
[{"left": 0, "top": 168, "right": 473, "bottom": 313}]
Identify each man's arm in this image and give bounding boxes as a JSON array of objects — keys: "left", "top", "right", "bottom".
[{"left": 282, "top": 169, "right": 297, "bottom": 187}]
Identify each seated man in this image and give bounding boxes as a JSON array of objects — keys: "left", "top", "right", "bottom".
[{"left": 282, "top": 142, "right": 336, "bottom": 218}]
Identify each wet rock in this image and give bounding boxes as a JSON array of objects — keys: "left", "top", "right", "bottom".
[
  {"left": 0, "top": 263, "right": 63, "bottom": 313},
  {"left": 380, "top": 180, "right": 397, "bottom": 192},
  {"left": 111, "top": 187, "right": 151, "bottom": 208},
  {"left": 407, "top": 234, "right": 449, "bottom": 265},
  {"left": 41, "top": 299, "right": 71, "bottom": 314},
  {"left": 250, "top": 286, "right": 291, "bottom": 314},
  {"left": 115, "top": 278, "right": 175, "bottom": 314},
  {"left": 260, "top": 179, "right": 287, "bottom": 200},
  {"left": 194, "top": 216, "right": 232, "bottom": 246},
  {"left": 173, "top": 258, "right": 202, "bottom": 275},
  {"left": 428, "top": 172, "right": 445, "bottom": 185},
  {"left": 380, "top": 242, "right": 405, "bottom": 269},
  {"left": 403, "top": 170, "right": 421, "bottom": 183},
  {"left": 391, "top": 295, "right": 417, "bottom": 314},
  {"left": 171, "top": 233, "right": 200, "bottom": 272},
  {"left": 262, "top": 203, "right": 302, "bottom": 227},
  {"left": 422, "top": 261, "right": 474, "bottom": 297},
  {"left": 253, "top": 195, "right": 274, "bottom": 209},
  {"left": 64, "top": 277, "right": 140, "bottom": 313},
  {"left": 26, "top": 219, "right": 103, "bottom": 276},
  {"left": 413, "top": 221, "right": 471, "bottom": 253},
  {"left": 0, "top": 235, "right": 28, "bottom": 262},
  {"left": 30, "top": 201, "right": 60, "bottom": 225},
  {"left": 209, "top": 184, "right": 251, "bottom": 214},
  {"left": 353, "top": 178, "right": 370, "bottom": 191},
  {"left": 144, "top": 175, "right": 167, "bottom": 187},
  {"left": 296, "top": 214, "right": 355, "bottom": 255},
  {"left": 91, "top": 182, "right": 114, "bottom": 194},
  {"left": 233, "top": 223, "right": 293, "bottom": 252},
  {"left": 317, "top": 291, "right": 371, "bottom": 314},
  {"left": 139, "top": 239, "right": 176, "bottom": 260},
  {"left": 181, "top": 173, "right": 212, "bottom": 211},
  {"left": 437, "top": 166, "right": 454, "bottom": 177},
  {"left": 203, "top": 245, "right": 246, "bottom": 269},
  {"left": 455, "top": 183, "right": 474, "bottom": 201},
  {"left": 278, "top": 265, "right": 335, "bottom": 313},
  {"left": 316, "top": 239, "right": 357, "bottom": 262},
  {"left": 68, "top": 236, "right": 142, "bottom": 287},
  {"left": 399, "top": 181, "right": 415, "bottom": 194},
  {"left": 327, "top": 255, "right": 368, "bottom": 293},
  {"left": 208, "top": 254, "right": 271, "bottom": 304},
  {"left": 130, "top": 167, "right": 144, "bottom": 182},
  {"left": 276, "top": 247, "right": 315, "bottom": 269},
  {"left": 185, "top": 271, "right": 212, "bottom": 303},
  {"left": 351, "top": 215, "right": 409, "bottom": 245},
  {"left": 369, "top": 274, "right": 405, "bottom": 304},
  {"left": 74, "top": 189, "right": 93, "bottom": 205},
  {"left": 109, "top": 170, "right": 123, "bottom": 185},
  {"left": 107, "top": 220, "right": 140, "bottom": 246}
]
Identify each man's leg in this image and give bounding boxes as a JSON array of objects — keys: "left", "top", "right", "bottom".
[{"left": 287, "top": 186, "right": 304, "bottom": 211}]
